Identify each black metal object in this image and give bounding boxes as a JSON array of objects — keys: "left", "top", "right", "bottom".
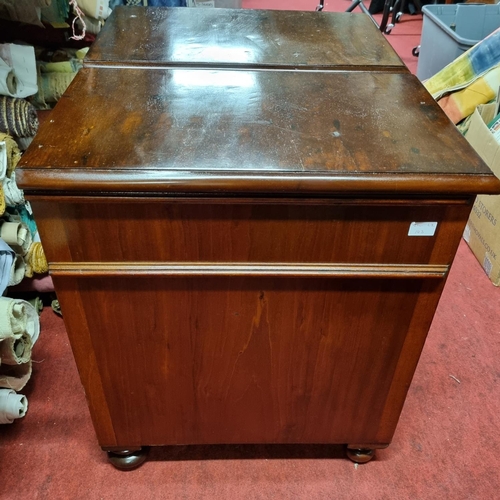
[
  {"left": 382, "top": 0, "right": 423, "bottom": 34},
  {"left": 315, "top": 0, "right": 382, "bottom": 31}
]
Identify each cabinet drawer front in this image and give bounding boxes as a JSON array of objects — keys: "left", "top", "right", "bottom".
[{"left": 33, "top": 199, "right": 471, "bottom": 265}]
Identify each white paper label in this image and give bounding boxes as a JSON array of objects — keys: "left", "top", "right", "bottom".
[
  {"left": 463, "top": 224, "right": 471, "bottom": 243},
  {"left": 483, "top": 254, "right": 493, "bottom": 277},
  {"left": 194, "top": 0, "right": 215, "bottom": 6},
  {"left": 408, "top": 222, "right": 438, "bottom": 237}
]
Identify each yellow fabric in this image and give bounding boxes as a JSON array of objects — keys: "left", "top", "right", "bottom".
[
  {"left": 0, "top": 133, "right": 22, "bottom": 177},
  {"left": 26, "top": 242, "right": 48, "bottom": 275},
  {"left": 0, "top": 186, "right": 5, "bottom": 217},
  {"left": 424, "top": 27, "right": 500, "bottom": 124},
  {"left": 435, "top": 67, "right": 500, "bottom": 124}
]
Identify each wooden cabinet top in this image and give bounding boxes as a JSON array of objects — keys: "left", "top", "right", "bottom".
[
  {"left": 18, "top": 66, "right": 500, "bottom": 196},
  {"left": 85, "top": 7, "right": 405, "bottom": 71}
]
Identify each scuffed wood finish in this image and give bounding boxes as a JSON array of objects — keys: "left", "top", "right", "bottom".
[
  {"left": 17, "top": 68, "right": 500, "bottom": 196},
  {"left": 86, "top": 7, "right": 405, "bottom": 71},
  {"left": 51, "top": 275, "right": 436, "bottom": 447},
  {"left": 30, "top": 199, "right": 471, "bottom": 265},
  {"left": 18, "top": 9, "right": 500, "bottom": 462}
]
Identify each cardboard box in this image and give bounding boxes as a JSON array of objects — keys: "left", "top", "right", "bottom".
[{"left": 463, "top": 102, "right": 500, "bottom": 285}]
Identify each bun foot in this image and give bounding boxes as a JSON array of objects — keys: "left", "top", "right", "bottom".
[
  {"left": 346, "top": 447, "right": 375, "bottom": 464},
  {"left": 107, "top": 448, "right": 148, "bottom": 470}
]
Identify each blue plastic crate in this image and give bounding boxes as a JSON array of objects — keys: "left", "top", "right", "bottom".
[{"left": 417, "top": 4, "right": 500, "bottom": 81}]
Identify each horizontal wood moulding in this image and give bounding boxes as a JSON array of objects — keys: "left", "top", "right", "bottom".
[
  {"left": 26, "top": 195, "right": 473, "bottom": 206},
  {"left": 16, "top": 170, "right": 500, "bottom": 196},
  {"left": 49, "top": 262, "right": 449, "bottom": 279},
  {"left": 83, "top": 62, "right": 408, "bottom": 73}
]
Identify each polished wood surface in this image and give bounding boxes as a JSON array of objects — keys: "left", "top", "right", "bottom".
[
  {"left": 52, "top": 274, "right": 440, "bottom": 447},
  {"left": 18, "top": 9, "right": 500, "bottom": 464},
  {"left": 18, "top": 68, "right": 499, "bottom": 196},
  {"left": 31, "top": 199, "right": 471, "bottom": 265},
  {"left": 86, "top": 7, "right": 405, "bottom": 70}
]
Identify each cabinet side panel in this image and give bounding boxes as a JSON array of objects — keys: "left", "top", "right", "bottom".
[
  {"left": 51, "top": 279, "right": 117, "bottom": 447},
  {"left": 375, "top": 279, "right": 447, "bottom": 443},
  {"left": 376, "top": 206, "right": 469, "bottom": 443}
]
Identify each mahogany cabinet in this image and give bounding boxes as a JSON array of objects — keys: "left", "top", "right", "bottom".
[{"left": 17, "top": 8, "right": 500, "bottom": 469}]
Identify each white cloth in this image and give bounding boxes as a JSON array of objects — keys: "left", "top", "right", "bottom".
[
  {"left": 0, "top": 220, "right": 31, "bottom": 254},
  {"left": 0, "top": 297, "right": 26, "bottom": 340},
  {"left": 0, "top": 359, "right": 31, "bottom": 391},
  {"left": 0, "top": 44, "right": 38, "bottom": 97},
  {"left": 0, "top": 141, "right": 7, "bottom": 181},
  {"left": 77, "top": 15, "right": 102, "bottom": 35},
  {"left": 8, "top": 254, "right": 25, "bottom": 286},
  {"left": 0, "top": 388, "right": 27, "bottom": 424},
  {"left": 76, "top": 0, "right": 111, "bottom": 19},
  {"left": 20, "top": 299, "right": 39, "bottom": 345},
  {"left": 0, "top": 297, "right": 39, "bottom": 344},
  {"left": 3, "top": 172, "right": 25, "bottom": 207},
  {"left": 0, "top": 298, "right": 39, "bottom": 392},
  {"left": 0, "top": 331, "right": 32, "bottom": 364},
  {"left": 0, "top": 238, "right": 14, "bottom": 295}
]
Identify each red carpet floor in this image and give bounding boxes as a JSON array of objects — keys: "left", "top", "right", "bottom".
[{"left": 2, "top": 4, "right": 500, "bottom": 499}]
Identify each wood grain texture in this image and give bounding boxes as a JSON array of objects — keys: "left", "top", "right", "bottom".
[
  {"left": 85, "top": 7, "right": 405, "bottom": 70},
  {"left": 17, "top": 68, "right": 500, "bottom": 196},
  {"left": 375, "top": 278, "right": 447, "bottom": 443},
  {"left": 52, "top": 275, "right": 436, "bottom": 447},
  {"left": 53, "top": 285, "right": 117, "bottom": 446},
  {"left": 31, "top": 199, "right": 471, "bottom": 265}
]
